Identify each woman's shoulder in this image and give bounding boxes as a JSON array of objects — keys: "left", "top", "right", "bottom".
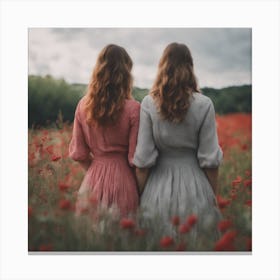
[
  {"left": 140, "top": 94, "right": 155, "bottom": 112},
  {"left": 191, "top": 92, "right": 213, "bottom": 111},
  {"left": 74, "top": 96, "right": 87, "bottom": 117},
  {"left": 192, "top": 92, "right": 212, "bottom": 105},
  {"left": 76, "top": 96, "right": 87, "bottom": 109},
  {"left": 125, "top": 98, "right": 140, "bottom": 112},
  {"left": 125, "top": 98, "right": 140, "bottom": 107},
  {"left": 189, "top": 92, "right": 215, "bottom": 121},
  {"left": 124, "top": 98, "right": 140, "bottom": 118}
]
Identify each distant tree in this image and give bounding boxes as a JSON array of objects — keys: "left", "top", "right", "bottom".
[{"left": 28, "top": 75, "right": 251, "bottom": 128}]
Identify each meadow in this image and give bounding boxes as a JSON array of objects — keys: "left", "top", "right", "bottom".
[{"left": 28, "top": 112, "right": 252, "bottom": 252}]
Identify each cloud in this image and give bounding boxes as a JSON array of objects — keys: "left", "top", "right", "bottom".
[{"left": 28, "top": 28, "right": 251, "bottom": 88}]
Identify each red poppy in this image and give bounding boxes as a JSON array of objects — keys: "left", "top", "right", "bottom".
[
  {"left": 216, "top": 195, "right": 231, "bottom": 209},
  {"left": 160, "top": 236, "right": 174, "bottom": 248},
  {"left": 245, "top": 170, "right": 251, "bottom": 177},
  {"left": 28, "top": 152, "right": 35, "bottom": 163},
  {"left": 39, "top": 243, "right": 53, "bottom": 251},
  {"left": 28, "top": 206, "right": 33, "bottom": 218},
  {"left": 231, "top": 176, "right": 242, "bottom": 187},
  {"left": 175, "top": 242, "right": 187, "bottom": 251},
  {"left": 171, "top": 215, "right": 180, "bottom": 226},
  {"left": 45, "top": 145, "right": 54, "bottom": 155},
  {"left": 218, "top": 219, "right": 232, "bottom": 232},
  {"left": 186, "top": 214, "right": 198, "bottom": 227},
  {"left": 243, "top": 179, "right": 252, "bottom": 188},
  {"left": 179, "top": 223, "right": 190, "bottom": 234},
  {"left": 241, "top": 144, "right": 248, "bottom": 150},
  {"left": 120, "top": 218, "right": 135, "bottom": 229},
  {"left": 58, "top": 182, "right": 70, "bottom": 192},
  {"left": 59, "top": 199, "right": 71, "bottom": 210},
  {"left": 214, "top": 230, "right": 237, "bottom": 251},
  {"left": 245, "top": 200, "right": 252, "bottom": 207},
  {"left": 51, "top": 155, "right": 61, "bottom": 162}
]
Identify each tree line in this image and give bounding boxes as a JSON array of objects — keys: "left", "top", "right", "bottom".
[{"left": 28, "top": 75, "right": 251, "bottom": 128}]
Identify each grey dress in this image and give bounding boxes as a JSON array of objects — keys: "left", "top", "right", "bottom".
[{"left": 133, "top": 93, "right": 223, "bottom": 241}]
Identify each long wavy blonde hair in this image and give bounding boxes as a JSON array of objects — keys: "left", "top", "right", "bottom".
[
  {"left": 84, "top": 44, "right": 133, "bottom": 126},
  {"left": 150, "top": 42, "right": 200, "bottom": 123}
]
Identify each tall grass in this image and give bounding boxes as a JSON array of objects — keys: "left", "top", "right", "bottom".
[{"left": 28, "top": 114, "right": 252, "bottom": 252}]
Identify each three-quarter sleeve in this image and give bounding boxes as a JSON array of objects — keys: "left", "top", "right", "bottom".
[
  {"left": 128, "top": 102, "right": 140, "bottom": 167},
  {"left": 197, "top": 99, "right": 223, "bottom": 168},
  {"left": 133, "top": 96, "right": 159, "bottom": 168},
  {"left": 69, "top": 101, "right": 90, "bottom": 161}
]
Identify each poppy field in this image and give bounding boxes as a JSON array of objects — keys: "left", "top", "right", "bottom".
[{"left": 28, "top": 113, "right": 252, "bottom": 252}]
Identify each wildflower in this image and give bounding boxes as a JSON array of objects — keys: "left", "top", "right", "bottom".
[
  {"left": 186, "top": 214, "right": 198, "bottom": 227},
  {"left": 241, "top": 144, "right": 248, "bottom": 150},
  {"left": 179, "top": 223, "right": 190, "bottom": 234},
  {"left": 175, "top": 242, "right": 187, "bottom": 251},
  {"left": 59, "top": 199, "right": 71, "bottom": 210},
  {"left": 28, "top": 206, "right": 33, "bottom": 218},
  {"left": 39, "top": 243, "right": 53, "bottom": 251},
  {"left": 243, "top": 179, "right": 252, "bottom": 188},
  {"left": 245, "top": 200, "right": 252, "bottom": 207},
  {"left": 28, "top": 152, "right": 35, "bottom": 163},
  {"left": 171, "top": 215, "right": 180, "bottom": 226},
  {"left": 217, "top": 195, "right": 231, "bottom": 209},
  {"left": 58, "top": 182, "right": 70, "bottom": 192},
  {"left": 120, "top": 218, "right": 135, "bottom": 229},
  {"left": 51, "top": 155, "right": 61, "bottom": 162},
  {"left": 45, "top": 145, "right": 54, "bottom": 154},
  {"left": 214, "top": 230, "right": 237, "bottom": 251},
  {"left": 218, "top": 219, "right": 232, "bottom": 232},
  {"left": 245, "top": 170, "right": 251, "bottom": 177},
  {"left": 37, "top": 168, "right": 43, "bottom": 175},
  {"left": 160, "top": 236, "right": 174, "bottom": 248},
  {"left": 232, "top": 176, "right": 242, "bottom": 187}
]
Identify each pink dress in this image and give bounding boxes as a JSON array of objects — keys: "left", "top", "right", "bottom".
[{"left": 69, "top": 97, "right": 140, "bottom": 217}]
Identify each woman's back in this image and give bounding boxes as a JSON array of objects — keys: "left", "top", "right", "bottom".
[
  {"left": 133, "top": 93, "right": 222, "bottom": 169},
  {"left": 69, "top": 96, "right": 140, "bottom": 217},
  {"left": 133, "top": 92, "right": 223, "bottom": 240},
  {"left": 70, "top": 96, "right": 140, "bottom": 164}
]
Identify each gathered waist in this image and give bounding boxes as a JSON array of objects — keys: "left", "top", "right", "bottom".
[
  {"left": 92, "top": 152, "right": 127, "bottom": 163},
  {"left": 157, "top": 149, "right": 199, "bottom": 166}
]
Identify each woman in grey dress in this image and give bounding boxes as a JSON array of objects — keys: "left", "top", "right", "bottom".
[{"left": 133, "top": 43, "right": 223, "bottom": 243}]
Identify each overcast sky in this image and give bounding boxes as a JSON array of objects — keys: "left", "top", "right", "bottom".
[{"left": 28, "top": 28, "right": 251, "bottom": 89}]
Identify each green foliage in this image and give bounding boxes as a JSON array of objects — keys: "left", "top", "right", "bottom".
[
  {"left": 28, "top": 75, "right": 251, "bottom": 127},
  {"left": 132, "top": 87, "right": 149, "bottom": 102},
  {"left": 202, "top": 85, "right": 252, "bottom": 114},
  {"left": 28, "top": 75, "right": 85, "bottom": 128}
]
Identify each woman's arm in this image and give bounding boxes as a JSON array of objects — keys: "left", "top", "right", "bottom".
[
  {"left": 203, "top": 167, "right": 219, "bottom": 195},
  {"left": 77, "top": 154, "right": 93, "bottom": 171},
  {"left": 135, "top": 167, "right": 150, "bottom": 195}
]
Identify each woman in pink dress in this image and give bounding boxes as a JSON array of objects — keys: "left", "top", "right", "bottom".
[{"left": 69, "top": 44, "right": 140, "bottom": 217}]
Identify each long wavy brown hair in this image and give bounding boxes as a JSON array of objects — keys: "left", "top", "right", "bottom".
[
  {"left": 150, "top": 42, "right": 200, "bottom": 123},
  {"left": 84, "top": 44, "right": 133, "bottom": 126}
]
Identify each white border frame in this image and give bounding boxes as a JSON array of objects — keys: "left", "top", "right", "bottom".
[{"left": 1, "top": 0, "right": 280, "bottom": 279}]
